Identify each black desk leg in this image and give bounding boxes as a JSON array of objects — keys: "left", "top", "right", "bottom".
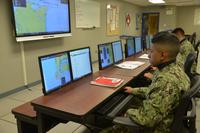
[
  {"left": 37, "top": 112, "right": 46, "bottom": 133},
  {"left": 16, "top": 119, "right": 38, "bottom": 133},
  {"left": 17, "top": 120, "right": 23, "bottom": 133}
]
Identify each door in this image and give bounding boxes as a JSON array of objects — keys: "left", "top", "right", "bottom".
[{"left": 142, "top": 13, "right": 159, "bottom": 49}]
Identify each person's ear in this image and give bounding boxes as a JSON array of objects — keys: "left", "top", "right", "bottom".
[{"left": 160, "top": 51, "right": 168, "bottom": 61}]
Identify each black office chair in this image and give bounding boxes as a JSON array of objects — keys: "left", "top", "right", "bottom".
[
  {"left": 184, "top": 52, "right": 197, "bottom": 79},
  {"left": 195, "top": 41, "right": 200, "bottom": 62},
  {"left": 195, "top": 41, "right": 200, "bottom": 52},
  {"left": 185, "top": 34, "right": 191, "bottom": 41},
  {"left": 113, "top": 75, "right": 200, "bottom": 133},
  {"left": 193, "top": 41, "right": 200, "bottom": 98},
  {"left": 189, "top": 32, "right": 196, "bottom": 47}
]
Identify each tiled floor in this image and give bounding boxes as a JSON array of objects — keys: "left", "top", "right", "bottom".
[{"left": 0, "top": 84, "right": 91, "bottom": 133}]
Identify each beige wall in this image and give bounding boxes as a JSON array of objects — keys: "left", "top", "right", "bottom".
[
  {"left": 142, "top": 6, "right": 177, "bottom": 32},
  {"left": 0, "top": 0, "right": 24, "bottom": 94},
  {"left": 142, "top": 5, "right": 200, "bottom": 38},
  {"left": 0, "top": 0, "right": 141, "bottom": 94},
  {"left": 175, "top": 6, "right": 200, "bottom": 74},
  {"left": 177, "top": 6, "right": 200, "bottom": 39},
  {"left": 1, "top": 0, "right": 199, "bottom": 95}
]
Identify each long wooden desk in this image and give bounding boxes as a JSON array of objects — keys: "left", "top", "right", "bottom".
[
  {"left": 97, "top": 52, "right": 150, "bottom": 77},
  {"left": 14, "top": 53, "right": 150, "bottom": 133},
  {"left": 31, "top": 73, "right": 133, "bottom": 132},
  {"left": 101, "top": 58, "right": 150, "bottom": 77}
]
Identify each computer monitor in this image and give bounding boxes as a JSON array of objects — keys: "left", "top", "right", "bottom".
[
  {"left": 69, "top": 47, "right": 93, "bottom": 80},
  {"left": 146, "top": 35, "right": 150, "bottom": 49},
  {"left": 98, "top": 43, "right": 114, "bottom": 69},
  {"left": 135, "top": 36, "right": 142, "bottom": 53},
  {"left": 11, "top": 0, "right": 71, "bottom": 42},
  {"left": 38, "top": 52, "right": 72, "bottom": 95},
  {"left": 112, "top": 40, "right": 123, "bottom": 63},
  {"left": 149, "top": 35, "right": 153, "bottom": 47},
  {"left": 125, "top": 37, "right": 135, "bottom": 57}
]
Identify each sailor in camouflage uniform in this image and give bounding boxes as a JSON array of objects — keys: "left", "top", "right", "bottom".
[
  {"left": 172, "top": 28, "right": 196, "bottom": 71},
  {"left": 144, "top": 28, "right": 196, "bottom": 80},
  {"left": 101, "top": 32, "right": 190, "bottom": 133}
]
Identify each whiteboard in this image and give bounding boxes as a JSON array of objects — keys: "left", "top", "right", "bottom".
[{"left": 75, "top": 0, "right": 100, "bottom": 28}]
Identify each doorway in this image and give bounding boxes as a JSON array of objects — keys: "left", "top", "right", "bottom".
[{"left": 142, "top": 13, "right": 159, "bottom": 49}]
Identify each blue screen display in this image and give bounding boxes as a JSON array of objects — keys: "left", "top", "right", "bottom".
[
  {"left": 40, "top": 52, "right": 71, "bottom": 93},
  {"left": 99, "top": 43, "right": 114, "bottom": 69},
  {"left": 112, "top": 41, "right": 123, "bottom": 63},
  {"left": 127, "top": 38, "right": 135, "bottom": 56},
  {"left": 69, "top": 48, "right": 92, "bottom": 80},
  {"left": 135, "top": 37, "right": 142, "bottom": 53},
  {"left": 12, "top": 0, "right": 70, "bottom": 36}
]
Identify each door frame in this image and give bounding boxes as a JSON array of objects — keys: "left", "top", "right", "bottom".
[{"left": 141, "top": 12, "right": 160, "bottom": 49}]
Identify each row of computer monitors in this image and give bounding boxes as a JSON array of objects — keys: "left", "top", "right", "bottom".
[
  {"left": 99, "top": 35, "right": 153, "bottom": 69},
  {"left": 38, "top": 36, "right": 149, "bottom": 95}
]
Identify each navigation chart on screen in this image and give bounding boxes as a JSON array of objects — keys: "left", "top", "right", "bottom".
[
  {"left": 13, "top": 0, "right": 70, "bottom": 36},
  {"left": 41, "top": 53, "right": 71, "bottom": 92},
  {"left": 99, "top": 44, "right": 114, "bottom": 68}
]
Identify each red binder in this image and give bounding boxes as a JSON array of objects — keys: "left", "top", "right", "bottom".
[{"left": 90, "top": 76, "right": 124, "bottom": 88}]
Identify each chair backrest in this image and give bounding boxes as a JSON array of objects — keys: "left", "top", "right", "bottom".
[
  {"left": 195, "top": 41, "right": 200, "bottom": 52},
  {"left": 184, "top": 52, "right": 197, "bottom": 78},
  {"left": 195, "top": 41, "right": 200, "bottom": 62},
  {"left": 185, "top": 34, "right": 191, "bottom": 41},
  {"left": 170, "top": 75, "right": 200, "bottom": 133},
  {"left": 189, "top": 32, "right": 196, "bottom": 46}
]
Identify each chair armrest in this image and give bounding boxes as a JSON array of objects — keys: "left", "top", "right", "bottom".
[
  {"left": 113, "top": 117, "right": 144, "bottom": 129},
  {"left": 194, "top": 91, "right": 200, "bottom": 98},
  {"left": 184, "top": 98, "right": 196, "bottom": 120}
]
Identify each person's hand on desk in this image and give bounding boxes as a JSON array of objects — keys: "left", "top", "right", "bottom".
[
  {"left": 144, "top": 72, "right": 153, "bottom": 79},
  {"left": 151, "top": 66, "right": 157, "bottom": 71},
  {"left": 124, "top": 86, "right": 134, "bottom": 94},
  {"left": 143, "top": 66, "right": 157, "bottom": 79}
]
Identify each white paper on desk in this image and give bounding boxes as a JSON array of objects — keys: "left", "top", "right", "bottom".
[
  {"left": 115, "top": 61, "right": 145, "bottom": 70},
  {"left": 139, "top": 54, "right": 149, "bottom": 59}
]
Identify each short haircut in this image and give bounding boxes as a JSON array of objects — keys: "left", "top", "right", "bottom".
[
  {"left": 172, "top": 27, "right": 185, "bottom": 36},
  {"left": 152, "top": 31, "right": 180, "bottom": 59}
]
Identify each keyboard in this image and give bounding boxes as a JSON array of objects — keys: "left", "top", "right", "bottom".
[{"left": 96, "top": 93, "right": 127, "bottom": 115}]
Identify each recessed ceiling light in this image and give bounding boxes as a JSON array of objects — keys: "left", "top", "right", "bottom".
[
  {"left": 148, "top": 0, "right": 165, "bottom": 4},
  {"left": 107, "top": 4, "right": 111, "bottom": 9}
]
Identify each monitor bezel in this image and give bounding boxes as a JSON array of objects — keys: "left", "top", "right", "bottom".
[
  {"left": 98, "top": 43, "right": 114, "bottom": 70},
  {"left": 68, "top": 47, "right": 93, "bottom": 81},
  {"left": 111, "top": 40, "right": 124, "bottom": 64},
  {"left": 125, "top": 37, "right": 136, "bottom": 58},
  {"left": 134, "top": 36, "right": 143, "bottom": 54},
  {"left": 11, "top": 0, "right": 71, "bottom": 42},
  {"left": 38, "top": 51, "right": 72, "bottom": 95}
]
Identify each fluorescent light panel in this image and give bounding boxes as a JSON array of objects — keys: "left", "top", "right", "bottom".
[{"left": 148, "top": 0, "right": 165, "bottom": 4}]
